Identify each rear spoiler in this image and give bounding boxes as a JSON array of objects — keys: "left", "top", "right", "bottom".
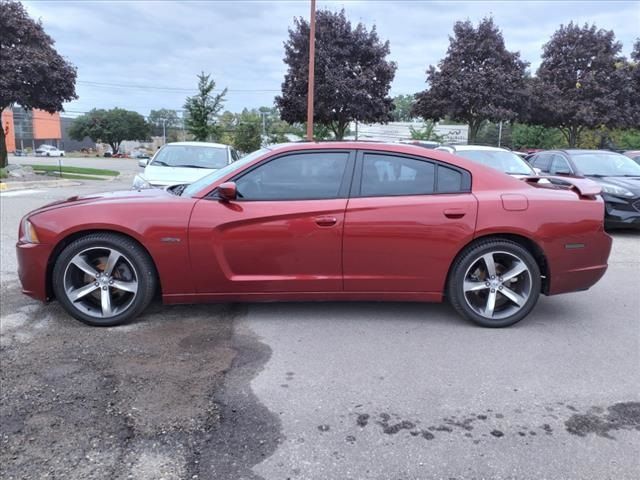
[{"left": 522, "top": 176, "right": 602, "bottom": 198}]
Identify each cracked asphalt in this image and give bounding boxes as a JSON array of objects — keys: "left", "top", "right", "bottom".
[{"left": 1, "top": 175, "right": 639, "bottom": 479}]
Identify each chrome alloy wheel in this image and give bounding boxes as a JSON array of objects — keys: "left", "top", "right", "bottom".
[
  {"left": 462, "top": 250, "right": 532, "bottom": 320},
  {"left": 63, "top": 247, "right": 139, "bottom": 318}
]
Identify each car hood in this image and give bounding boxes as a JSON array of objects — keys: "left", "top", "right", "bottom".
[
  {"left": 142, "top": 164, "right": 218, "bottom": 185},
  {"left": 30, "top": 188, "right": 172, "bottom": 216},
  {"left": 587, "top": 175, "right": 640, "bottom": 194}
]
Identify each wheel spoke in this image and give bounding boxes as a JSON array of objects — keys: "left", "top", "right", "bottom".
[
  {"left": 68, "top": 283, "right": 98, "bottom": 302},
  {"left": 482, "top": 254, "right": 497, "bottom": 278},
  {"left": 464, "top": 280, "right": 489, "bottom": 293},
  {"left": 502, "top": 261, "right": 527, "bottom": 282},
  {"left": 484, "top": 290, "right": 497, "bottom": 317},
  {"left": 101, "top": 288, "right": 113, "bottom": 317},
  {"left": 70, "top": 255, "right": 99, "bottom": 278},
  {"left": 111, "top": 279, "right": 137, "bottom": 293},
  {"left": 500, "top": 286, "right": 526, "bottom": 306},
  {"left": 103, "top": 250, "right": 122, "bottom": 276}
]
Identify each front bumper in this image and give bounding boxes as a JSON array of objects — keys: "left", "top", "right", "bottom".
[
  {"left": 16, "top": 241, "right": 52, "bottom": 301},
  {"left": 603, "top": 194, "right": 640, "bottom": 229}
]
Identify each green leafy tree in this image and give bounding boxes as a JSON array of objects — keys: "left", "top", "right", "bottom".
[
  {"left": 413, "top": 17, "right": 528, "bottom": 144},
  {"left": 276, "top": 9, "right": 397, "bottom": 139},
  {"left": 0, "top": 0, "right": 77, "bottom": 167},
  {"left": 409, "top": 121, "right": 442, "bottom": 142},
  {"left": 148, "top": 108, "right": 179, "bottom": 137},
  {"left": 391, "top": 94, "right": 416, "bottom": 122},
  {"left": 183, "top": 72, "right": 227, "bottom": 141},
  {"left": 69, "top": 108, "right": 149, "bottom": 154},
  {"left": 511, "top": 124, "right": 564, "bottom": 150},
  {"left": 528, "top": 23, "right": 634, "bottom": 147}
]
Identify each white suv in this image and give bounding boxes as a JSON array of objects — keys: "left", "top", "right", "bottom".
[
  {"left": 35, "top": 145, "right": 65, "bottom": 157},
  {"left": 435, "top": 145, "right": 536, "bottom": 177}
]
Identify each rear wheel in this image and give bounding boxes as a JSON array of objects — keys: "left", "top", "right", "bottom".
[
  {"left": 447, "top": 239, "right": 541, "bottom": 327},
  {"left": 52, "top": 233, "right": 157, "bottom": 326}
]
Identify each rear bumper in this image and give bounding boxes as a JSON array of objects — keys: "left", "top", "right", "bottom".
[
  {"left": 16, "top": 242, "right": 51, "bottom": 301},
  {"left": 546, "top": 230, "right": 612, "bottom": 295}
]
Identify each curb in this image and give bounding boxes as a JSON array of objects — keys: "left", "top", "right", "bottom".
[{"left": 0, "top": 179, "right": 82, "bottom": 191}]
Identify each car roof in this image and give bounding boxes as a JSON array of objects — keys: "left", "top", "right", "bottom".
[
  {"left": 441, "top": 145, "right": 511, "bottom": 152},
  {"left": 164, "top": 141, "right": 229, "bottom": 149},
  {"left": 548, "top": 149, "right": 622, "bottom": 155}
]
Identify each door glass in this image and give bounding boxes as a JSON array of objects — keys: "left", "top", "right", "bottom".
[
  {"left": 533, "top": 154, "right": 552, "bottom": 172},
  {"left": 437, "top": 165, "right": 464, "bottom": 192},
  {"left": 235, "top": 152, "right": 349, "bottom": 200},
  {"left": 361, "top": 154, "right": 435, "bottom": 196},
  {"left": 550, "top": 155, "right": 572, "bottom": 175}
]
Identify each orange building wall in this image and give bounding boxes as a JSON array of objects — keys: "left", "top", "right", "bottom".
[
  {"left": 2, "top": 109, "right": 16, "bottom": 152},
  {"left": 32, "top": 110, "right": 61, "bottom": 140}
]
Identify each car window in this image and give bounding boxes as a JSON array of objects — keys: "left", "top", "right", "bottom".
[
  {"left": 453, "top": 150, "right": 534, "bottom": 175},
  {"left": 532, "top": 153, "right": 552, "bottom": 172},
  {"left": 151, "top": 145, "right": 229, "bottom": 169},
  {"left": 550, "top": 155, "right": 572, "bottom": 175},
  {"left": 437, "top": 165, "right": 466, "bottom": 192},
  {"left": 361, "top": 154, "right": 435, "bottom": 196},
  {"left": 569, "top": 152, "right": 640, "bottom": 176},
  {"left": 235, "top": 152, "right": 349, "bottom": 200},
  {"left": 231, "top": 149, "right": 240, "bottom": 162}
]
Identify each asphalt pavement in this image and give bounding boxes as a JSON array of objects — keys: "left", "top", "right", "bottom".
[{"left": 1, "top": 178, "right": 639, "bottom": 479}]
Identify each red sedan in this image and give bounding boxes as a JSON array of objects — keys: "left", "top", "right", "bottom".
[{"left": 17, "top": 142, "right": 612, "bottom": 327}]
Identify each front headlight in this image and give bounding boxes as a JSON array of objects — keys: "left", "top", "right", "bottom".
[
  {"left": 601, "top": 184, "right": 634, "bottom": 197},
  {"left": 22, "top": 218, "right": 40, "bottom": 244},
  {"left": 132, "top": 175, "right": 152, "bottom": 190}
]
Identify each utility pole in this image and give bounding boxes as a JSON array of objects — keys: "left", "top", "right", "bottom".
[
  {"left": 498, "top": 121, "right": 503, "bottom": 147},
  {"left": 161, "top": 118, "right": 167, "bottom": 145},
  {"left": 306, "top": 0, "right": 316, "bottom": 141}
]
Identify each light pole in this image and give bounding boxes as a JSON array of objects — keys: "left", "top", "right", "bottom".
[
  {"left": 161, "top": 118, "right": 167, "bottom": 145},
  {"left": 306, "top": 0, "right": 316, "bottom": 141}
]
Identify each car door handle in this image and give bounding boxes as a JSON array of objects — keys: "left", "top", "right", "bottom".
[
  {"left": 315, "top": 216, "right": 338, "bottom": 227},
  {"left": 443, "top": 209, "right": 466, "bottom": 219}
]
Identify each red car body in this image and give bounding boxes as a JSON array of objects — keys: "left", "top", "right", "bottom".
[{"left": 17, "top": 142, "right": 611, "bottom": 310}]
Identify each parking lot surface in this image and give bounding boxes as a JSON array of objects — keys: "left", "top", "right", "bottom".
[{"left": 1, "top": 179, "right": 639, "bottom": 479}]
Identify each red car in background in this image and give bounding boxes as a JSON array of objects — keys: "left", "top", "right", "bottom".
[{"left": 17, "top": 142, "right": 612, "bottom": 328}]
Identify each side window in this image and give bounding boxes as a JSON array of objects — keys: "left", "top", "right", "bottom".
[
  {"left": 361, "top": 154, "right": 435, "bottom": 196},
  {"left": 235, "top": 152, "right": 349, "bottom": 200},
  {"left": 230, "top": 149, "right": 239, "bottom": 162},
  {"left": 550, "top": 155, "right": 572, "bottom": 175},
  {"left": 532, "top": 153, "right": 552, "bottom": 172},
  {"left": 437, "top": 165, "right": 466, "bottom": 193}
]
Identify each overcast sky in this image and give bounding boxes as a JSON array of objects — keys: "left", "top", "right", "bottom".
[{"left": 23, "top": 0, "right": 640, "bottom": 117}]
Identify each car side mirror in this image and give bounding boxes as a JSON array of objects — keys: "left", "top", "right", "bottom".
[
  {"left": 555, "top": 169, "right": 572, "bottom": 176},
  {"left": 138, "top": 159, "right": 148, "bottom": 168},
  {"left": 217, "top": 182, "right": 237, "bottom": 201}
]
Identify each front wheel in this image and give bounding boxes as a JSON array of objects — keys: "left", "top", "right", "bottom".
[
  {"left": 447, "top": 239, "right": 541, "bottom": 327},
  {"left": 52, "top": 233, "right": 157, "bottom": 326}
]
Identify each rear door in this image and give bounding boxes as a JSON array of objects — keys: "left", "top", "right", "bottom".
[
  {"left": 343, "top": 151, "right": 477, "bottom": 293},
  {"left": 188, "top": 149, "right": 355, "bottom": 293}
]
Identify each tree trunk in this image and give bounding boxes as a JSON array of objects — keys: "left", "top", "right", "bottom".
[
  {"left": 330, "top": 121, "right": 348, "bottom": 140},
  {"left": 0, "top": 120, "right": 8, "bottom": 169},
  {"left": 560, "top": 126, "right": 580, "bottom": 147},
  {"left": 110, "top": 142, "right": 120, "bottom": 155},
  {"left": 468, "top": 119, "right": 483, "bottom": 144}
]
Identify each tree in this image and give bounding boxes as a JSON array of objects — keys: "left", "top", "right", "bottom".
[
  {"left": 0, "top": 0, "right": 77, "bottom": 167},
  {"left": 529, "top": 23, "right": 635, "bottom": 147},
  {"left": 409, "top": 121, "right": 442, "bottom": 142},
  {"left": 412, "top": 17, "right": 528, "bottom": 144},
  {"left": 511, "top": 124, "right": 564, "bottom": 150},
  {"left": 69, "top": 108, "right": 149, "bottom": 154},
  {"left": 183, "top": 72, "right": 226, "bottom": 142},
  {"left": 148, "top": 108, "right": 179, "bottom": 137},
  {"left": 391, "top": 94, "right": 416, "bottom": 122},
  {"left": 276, "top": 9, "right": 397, "bottom": 140}
]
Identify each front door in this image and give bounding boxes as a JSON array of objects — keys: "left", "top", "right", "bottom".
[
  {"left": 188, "top": 150, "right": 355, "bottom": 293},
  {"left": 343, "top": 151, "right": 478, "bottom": 293}
]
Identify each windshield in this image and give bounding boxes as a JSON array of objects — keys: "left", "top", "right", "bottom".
[
  {"left": 151, "top": 145, "right": 229, "bottom": 169},
  {"left": 570, "top": 152, "right": 640, "bottom": 176},
  {"left": 182, "top": 148, "right": 271, "bottom": 197},
  {"left": 453, "top": 150, "right": 534, "bottom": 175}
]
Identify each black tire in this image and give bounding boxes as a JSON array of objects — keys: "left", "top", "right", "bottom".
[
  {"left": 447, "top": 239, "right": 541, "bottom": 328},
  {"left": 52, "top": 232, "right": 157, "bottom": 326},
  {"left": 46, "top": 152, "right": 50, "bottom": 157}
]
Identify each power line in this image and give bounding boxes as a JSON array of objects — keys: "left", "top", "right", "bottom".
[{"left": 77, "top": 80, "right": 280, "bottom": 93}]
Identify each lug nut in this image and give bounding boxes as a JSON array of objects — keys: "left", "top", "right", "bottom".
[
  {"left": 499, "top": 286, "right": 503, "bottom": 290},
  {"left": 490, "top": 288, "right": 495, "bottom": 293},
  {"left": 491, "top": 275, "right": 495, "bottom": 279},
  {"left": 109, "top": 280, "right": 114, "bottom": 285},
  {"left": 94, "top": 282, "right": 99, "bottom": 287},
  {"left": 102, "top": 286, "right": 108, "bottom": 290},
  {"left": 485, "top": 282, "right": 490, "bottom": 287}
]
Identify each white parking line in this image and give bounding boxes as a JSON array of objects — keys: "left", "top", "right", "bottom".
[{"left": 0, "top": 189, "right": 45, "bottom": 197}]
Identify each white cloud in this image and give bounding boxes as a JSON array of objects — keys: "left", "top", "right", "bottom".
[{"left": 22, "top": 0, "right": 640, "bottom": 116}]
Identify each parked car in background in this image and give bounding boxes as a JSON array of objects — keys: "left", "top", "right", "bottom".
[
  {"left": 435, "top": 145, "right": 537, "bottom": 177},
  {"left": 18, "top": 142, "right": 611, "bottom": 328},
  {"left": 133, "top": 142, "right": 239, "bottom": 189},
  {"left": 624, "top": 150, "right": 640, "bottom": 165},
  {"left": 35, "top": 145, "right": 65, "bottom": 157},
  {"left": 528, "top": 149, "right": 640, "bottom": 229}
]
